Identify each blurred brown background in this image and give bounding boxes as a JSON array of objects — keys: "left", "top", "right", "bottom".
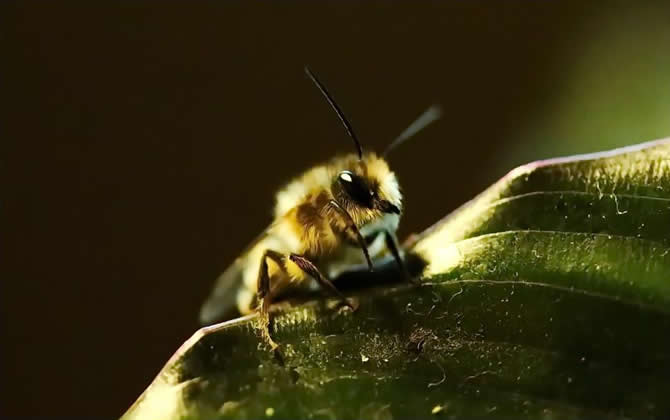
[{"left": 3, "top": 1, "right": 670, "bottom": 417}]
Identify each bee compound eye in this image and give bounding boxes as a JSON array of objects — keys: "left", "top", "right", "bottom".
[{"left": 338, "top": 171, "right": 372, "bottom": 206}]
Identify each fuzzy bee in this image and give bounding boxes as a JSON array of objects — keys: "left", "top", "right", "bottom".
[{"left": 200, "top": 67, "right": 440, "bottom": 345}]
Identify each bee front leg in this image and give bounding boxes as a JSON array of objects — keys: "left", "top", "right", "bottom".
[
  {"left": 289, "top": 253, "right": 357, "bottom": 311},
  {"left": 384, "top": 230, "right": 418, "bottom": 285},
  {"left": 327, "top": 200, "right": 374, "bottom": 272},
  {"left": 256, "top": 249, "right": 286, "bottom": 350}
]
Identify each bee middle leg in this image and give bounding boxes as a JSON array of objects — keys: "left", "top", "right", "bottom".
[
  {"left": 256, "top": 249, "right": 286, "bottom": 349},
  {"left": 384, "top": 230, "right": 418, "bottom": 285},
  {"left": 289, "top": 253, "right": 356, "bottom": 310}
]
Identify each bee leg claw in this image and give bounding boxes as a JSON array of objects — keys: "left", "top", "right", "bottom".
[
  {"left": 261, "top": 321, "right": 279, "bottom": 351},
  {"left": 268, "top": 337, "right": 279, "bottom": 351},
  {"left": 262, "top": 328, "right": 279, "bottom": 350}
]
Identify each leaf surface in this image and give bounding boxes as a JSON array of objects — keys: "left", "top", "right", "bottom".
[{"left": 123, "top": 139, "right": 670, "bottom": 420}]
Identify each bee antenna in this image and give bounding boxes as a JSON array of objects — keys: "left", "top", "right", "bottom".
[
  {"left": 383, "top": 105, "right": 442, "bottom": 157},
  {"left": 305, "top": 66, "right": 363, "bottom": 160}
]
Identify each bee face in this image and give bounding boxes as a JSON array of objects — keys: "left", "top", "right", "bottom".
[{"left": 331, "top": 153, "right": 402, "bottom": 227}]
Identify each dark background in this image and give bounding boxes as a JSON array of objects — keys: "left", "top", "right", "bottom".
[{"left": 3, "top": 2, "right": 670, "bottom": 417}]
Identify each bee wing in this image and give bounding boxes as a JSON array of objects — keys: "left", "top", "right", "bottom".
[{"left": 199, "top": 226, "right": 271, "bottom": 325}]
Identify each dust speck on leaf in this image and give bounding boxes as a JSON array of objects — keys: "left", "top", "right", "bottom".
[
  {"left": 611, "top": 193, "right": 628, "bottom": 215},
  {"left": 313, "top": 408, "right": 337, "bottom": 420},
  {"left": 360, "top": 403, "right": 393, "bottom": 420},
  {"left": 220, "top": 400, "right": 243, "bottom": 414},
  {"left": 427, "top": 360, "right": 447, "bottom": 388},
  {"left": 431, "top": 404, "right": 446, "bottom": 414},
  {"left": 447, "top": 287, "right": 464, "bottom": 306}
]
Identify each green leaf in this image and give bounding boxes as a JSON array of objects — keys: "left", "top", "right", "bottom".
[{"left": 122, "top": 139, "right": 670, "bottom": 420}]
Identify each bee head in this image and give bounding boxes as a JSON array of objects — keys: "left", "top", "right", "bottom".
[
  {"left": 331, "top": 153, "right": 402, "bottom": 225},
  {"left": 305, "top": 65, "right": 440, "bottom": 226}
]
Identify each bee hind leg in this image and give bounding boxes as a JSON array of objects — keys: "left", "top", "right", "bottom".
[
  {"left": 256, "top": 249, "right": 286, "bottom": 350},
  {"left": 289, "top": 254, "right": 357, "bottom": 311}
]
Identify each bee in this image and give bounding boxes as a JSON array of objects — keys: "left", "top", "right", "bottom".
[{"left": 200, "top": 67, "right": 441, "bottom": 346}]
